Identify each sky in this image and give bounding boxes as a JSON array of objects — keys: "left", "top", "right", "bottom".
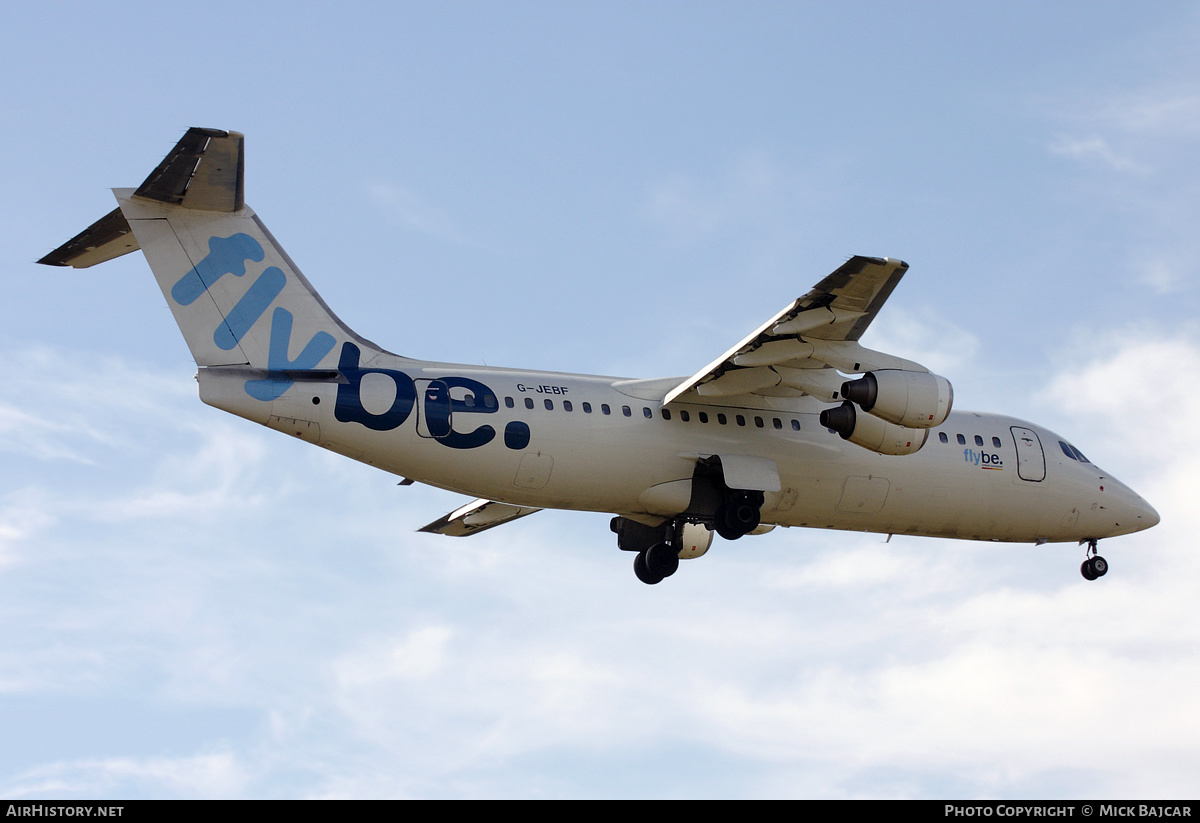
[{"left": 2, "top": 1, "right": 1199, "bottom": 799}]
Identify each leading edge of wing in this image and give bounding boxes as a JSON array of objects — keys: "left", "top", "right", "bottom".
[{"left": 663, "top": 256, "right": 912, "bottom": 406}]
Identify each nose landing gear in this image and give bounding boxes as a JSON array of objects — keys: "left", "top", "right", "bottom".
[{"left": 1080, "top": 539, "right": 1108, "bottom": 581}]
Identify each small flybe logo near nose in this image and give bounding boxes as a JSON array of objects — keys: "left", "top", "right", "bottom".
[{"left": 964, "top": 448, "right": 1004, "bottom": 470}]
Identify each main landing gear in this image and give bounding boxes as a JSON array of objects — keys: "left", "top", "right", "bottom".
[
  {"left": 614, "top": 489, "right": 765, "bottom": 585},
  {"left": 714, "top": 491, "right": 763, "bottom": 541},
  {"left": 1080, "top": 539, "right": 1109, "bottom": 581},
  {"left": 633, "top": 541, "right": 679, "bottom": 585}
]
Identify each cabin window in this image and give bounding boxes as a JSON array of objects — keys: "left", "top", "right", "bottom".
[
  {"left": 622, "top": 405, "right": 631, "bottom": 417},
  {"left": 956, "top": 433, "right": 966, "bottom": 445},
  {"left": 736, "top": 415, "right": 746, "bottom": 427},
  {"left": 525, "top": 397, "right": 534, "bottom": 410},
  {"left": 602, "top": 404, "right": 611, "bottom": 415},
  {"left": 772, "top": 418, "right": 782, "bottom": 429},
  {"left": 974, "top": 435, "right": 984, "bottom": 447},
  {"left": 791, "top": 419, "right": 800, "bottom": 431},
  {"left": 464, "top": 393, "right": 475, "bottom": 407},
  {"left": 583, "top": 402, "right": 592, "bottom": 414},
  {"left": 643, "top": 407, "right": 652, "bottom": 419},
  {"left": 717, "top": 413, "right": 727, "bottom": 425},
  {"left": 544, "top": 399, "right": 554, "bottom": 411},
  {"left": 992, "top": 436, "right": 1001, "bottom": 448},
  {"left": 754, "top": 416, "right": 764, "bottom": 428},
  {"left": 939, "top": 432, "right": 948, "bottom": 443},
  {"left": 505, "top": 396, "right": 515, "bottom": 409},
  {"left": 699, "top": 411, "right": 709, "bottom": 423},
  {"left": 563, "top": 400, "right": 573, "bottom": 412},
  {"left": 661, "top": 408, "right": 672, "bottom": 421},
  {"left": 485, "top": 395, "right": 496, "bottom": 409},
  {"left": 680, "top": 410, "right": 690, "bottom": 422}
]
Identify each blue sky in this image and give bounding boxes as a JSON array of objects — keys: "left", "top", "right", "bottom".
[{"left": 2, "top": 1, "right": 1199, "bottom": 798}]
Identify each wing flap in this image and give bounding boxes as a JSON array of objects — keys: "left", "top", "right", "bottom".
[{"left": 419, "top": 499, "right": 542, "bottom": 537}]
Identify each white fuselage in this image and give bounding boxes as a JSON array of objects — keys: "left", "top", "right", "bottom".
[
  {"left": 196, "top": 358, "right": 1157, "bottom": 546},
  {"left": 38, "top": 127, "right": 1160, "bottom": 581}
]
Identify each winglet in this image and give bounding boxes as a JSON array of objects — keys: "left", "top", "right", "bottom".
[{"left": 38, "top": 207, "right": 139, "bottom": 268}]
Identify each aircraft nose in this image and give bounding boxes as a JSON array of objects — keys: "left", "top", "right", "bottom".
[
  {"left": 1113, "top": 483, "right": 1159, "bottom": 534},
  {"left": 1136, "top": 497, "right": 1161, "bottom": 531}
]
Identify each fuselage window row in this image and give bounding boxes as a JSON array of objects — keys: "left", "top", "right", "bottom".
[
  {"left": 501, "top": 396, "right": 800, "bottom": 431},
  {"left": 938, "top": 432, "right": 1008, "bottom": 449}
]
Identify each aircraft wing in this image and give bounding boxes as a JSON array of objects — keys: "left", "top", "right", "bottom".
[
  {"left": 664, "top": 256, "right": 927, "bottom": 405},
  {"left": 419, "top": 499, "right": 542, "bottom": 537}
]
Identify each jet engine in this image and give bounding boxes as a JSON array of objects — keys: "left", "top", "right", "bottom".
[
  {"left": 820, "top": 401, "right": 929, "bottom": 456},
  {"left": 840, "top": 370, "right": 953, "bottom": 429}
]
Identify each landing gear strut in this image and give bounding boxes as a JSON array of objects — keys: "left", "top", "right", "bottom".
[
  {"left": 613, "top": 516, "right": 713, "bottom": 585},
  {"left": 1080, "top": 539, "right": 1108, "bottom": 581}
]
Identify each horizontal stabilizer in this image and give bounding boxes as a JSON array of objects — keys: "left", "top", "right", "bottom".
[
  {"left": 420, "top": 499, "right": 542, "bottom": 537},
  {"left": 134, "top": 127, "right": 244, "bottom": 212},
  {"left": 38, "top": 207, "right": 139, "bottom": 268}
]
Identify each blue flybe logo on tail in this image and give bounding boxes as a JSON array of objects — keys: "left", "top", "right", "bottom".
[
  {"left": 175, "top": 233, "right": 529, "bottom": 451},
  {"left": 173, "top": 233, "right": 335, "bottom": 401}
]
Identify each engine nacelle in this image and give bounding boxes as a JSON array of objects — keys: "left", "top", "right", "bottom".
[
  {"left": 840, "top": 369, "right": 953, "bottom": 429},
  {"left": 820, "top": 401, "right": 929, "bottom": 456},
  {"left": 675, "top": 521, "right": 714, "bottom": 559}
]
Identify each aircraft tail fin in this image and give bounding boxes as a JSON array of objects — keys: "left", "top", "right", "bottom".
[{"left": 40, "top": 128, "right": 392, "bottom": 397}]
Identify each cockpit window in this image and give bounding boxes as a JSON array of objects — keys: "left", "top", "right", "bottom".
[{"left": 1059, "top": 441, "right": 1092, "bottom": 463}]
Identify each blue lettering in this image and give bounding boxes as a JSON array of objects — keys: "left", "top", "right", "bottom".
[
  {"left": 965, "top": 448, "right": 1004, "bottom": 468},
  {"left": 333, "top": 342, "right": 417, "bottom": 431},
  {"left": 504, "top": 420, "right": 531, "bottom": 450},
  {"left": 437, "top": 376, "right": 496, "bottom": 449},
  {"left": 243, "top": 307, "right": 337, "bottom": 401},
  {"left": 214, "top": 266, "right": 286, "bottom": 350},
  {"left": 330, "top": 344, "right": 510, "bottom": 449},
  {"left": 171, "top": 233, "right": 265, "bottom": 306}
]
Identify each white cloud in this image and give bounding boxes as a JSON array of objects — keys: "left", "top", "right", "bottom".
[
  {"left": 367, "top": 181, "right": 473, "bottom": 246},
  {"left": 1047, "top": 134, "right": 1149, "bottom": 174},
  {"left": 640, "top": 152, "right": 794, "bottom": 246},
  {"left": 3, "top": 752, "right": 248, "bottom": 800},
  {"left": 864, "top": 307, "right": 981, "bottom": 378},
  {"left": 1133, "top": 256, "right": 1190, "bottom": 294},
  {"left": 4, "top": 326, "right": 1200, "bottom": 798}
]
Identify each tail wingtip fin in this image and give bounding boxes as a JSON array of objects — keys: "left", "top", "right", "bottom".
[
  {"left": 40, "top": 126, "right": 243, "bottom": 268},
  {"left": 134, "top": 127, "right": 244, "bottom": 213},
  {"left": 38, "top": 206, "right": 139, "bottom": 268}
]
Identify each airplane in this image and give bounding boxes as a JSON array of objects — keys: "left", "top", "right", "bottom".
[{"left": 39, "top": 127, "right": 1159, "bottom": 585}]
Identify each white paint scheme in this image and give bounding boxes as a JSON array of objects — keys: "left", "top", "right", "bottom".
[{"left": 41, "top": 129, "right": 1159, "bottom": 584}]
